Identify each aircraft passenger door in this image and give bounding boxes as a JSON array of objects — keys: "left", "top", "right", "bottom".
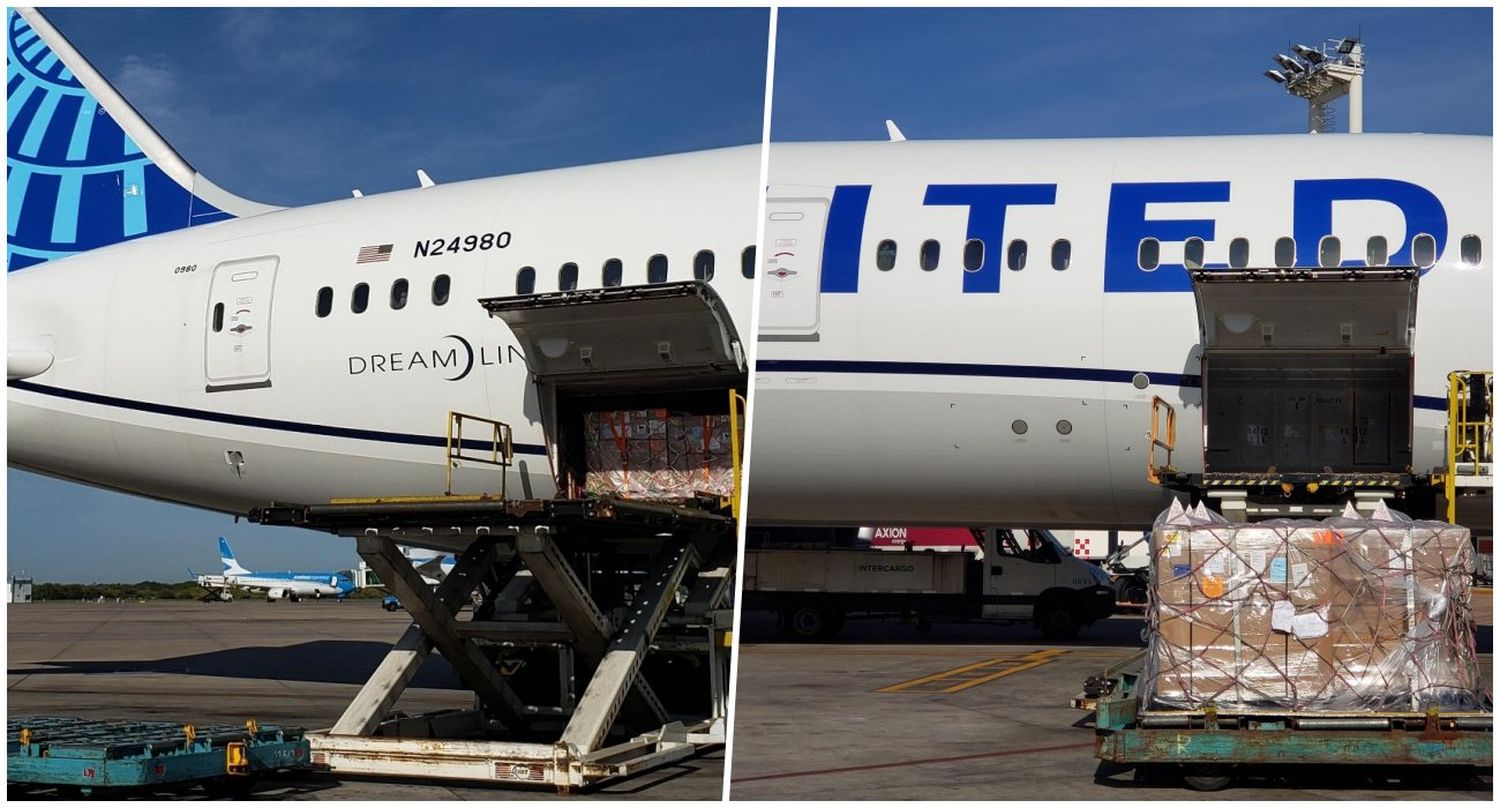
[
  {"left": 759, "top": 196, "right": 829, "bottom": 339},
  {"left": 204, "top": 256, "right": 278, "bottom": 391}
]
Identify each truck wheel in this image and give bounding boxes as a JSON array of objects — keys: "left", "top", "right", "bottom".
[
  {"left": 783, "top": 603, "right": 835, "bottom": 640},
  {"left": 1037, "top": 600, "right": 1080, "bottom": 640},
  {"left": 1181, "top": 764, "right": 1233, "bottom": 791}
]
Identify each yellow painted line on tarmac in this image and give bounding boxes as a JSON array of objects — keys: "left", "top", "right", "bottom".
[
  {"left": 938, "top": 649, "right": 1066, "bottom": 694},
  {"left": 874, "top": 649, "right": 1068, "bottom": 694},
  {"left": 874, "top": 656, "right": 1010, "bottom": 693}
]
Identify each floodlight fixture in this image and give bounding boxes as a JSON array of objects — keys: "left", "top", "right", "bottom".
[
  {"left": 1293, "top": 44, "right": 1325, "bottom": 64},
  {"left": 1265, "top": 35, "right": 1365, "bottom": 134}
]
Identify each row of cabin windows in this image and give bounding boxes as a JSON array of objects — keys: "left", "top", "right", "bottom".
[
  {"left": 1139, "top": 233, "right": 1482, "bottom": 271},
  {"left": 314, "top": 274, "right": 450, "bottom": 317},
  {"left": 871, "top": 234, "right": 1483, "bottom": 274},
  {"left": 875, "top": 238, "right": 1074, "bottom": 273},
  {"left": 515, "top": 246, "right": 758, "bottom": 295}
]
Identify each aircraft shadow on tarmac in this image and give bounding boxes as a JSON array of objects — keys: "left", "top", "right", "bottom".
[{"left": 8, "top": 640, "right": 464, "bottom": 689}]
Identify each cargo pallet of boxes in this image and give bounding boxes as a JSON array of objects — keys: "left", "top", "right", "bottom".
[{"left": 1094, "top": 502, "right": 1491, "bottom": 789}]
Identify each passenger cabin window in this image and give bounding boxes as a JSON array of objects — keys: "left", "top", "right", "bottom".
[
  {"left": 1137, "top": 238, "right": 1159, "bottom": 271},
  {"left": 432, "top": 274, "right": 450, "bottom": 306},
  {"left": 351, "top": 283, "right": 369, "bottom": 314},
  {"left": 1051, "top": 239, "right": 1070, "bottom": 271},
  {"left": 694, "top": 250, "right": 714, "bottom": 281},
  {"left": 390, "top": 278, "right": 409, "bottom": 310},
  {"left": 315, "top": 286, "right": 333, "bottom": 318},
  {"left": 963, "top": 239, "right": 984, "bottom": 272},
  {"left": 1318, "top": 236, "right": 1341, "bottom": 268},
  {"left": 1461, "top": 235, "right": 1482, "bottom": 267},
  {"left": 1229, "top": 237, "right": 1250, "bottom": 269},
  {"left": 1183, "top": 237, "right": 1205, "bottom": 270},
  {"left": 1413, "top": 234, "right": 1436, "bottom": 268},
  {"left": 741, "top": 245, "right": 756, "bottom": 279},
  {"left": 602, "top": 258, "right": 623, "bottom": 288},
  {"left": 648, "top": 254, "right": 668, "bottom": 284},
  {"left": 1006, "top": 239, "right": 1027, "bottom": 271},
  {"left": 876, "top": 239, "right": 897, "bottom": 271},
  {"left": 1274, "top": 237, "right": 1296, "bottom": 268},
  {"left": 919, "top": 239, "right": 940, "bottom": 271},
  {"left": 516, "top": 266, "right": 536, "bottom": 295},
  {"left": 559, "top": 262, "right": 579, "bottom": 291},
  {"left": 212, "top": 302, "right": 224, "bottom": 332},
  {"left": 1366, "top": 237, "right": 1388, "bottom": 267}
]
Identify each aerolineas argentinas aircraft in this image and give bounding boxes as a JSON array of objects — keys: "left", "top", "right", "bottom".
[
  {"left": 6, "top": 7, "right": 758, "bottom": 540},
  {"left": 750, "top": 135, "right": 1491, "bottom": 528}
]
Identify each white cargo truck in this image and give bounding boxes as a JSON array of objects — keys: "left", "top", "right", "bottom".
[{"left": 744, "top": 527, "right": 1115, "bottom": 639}]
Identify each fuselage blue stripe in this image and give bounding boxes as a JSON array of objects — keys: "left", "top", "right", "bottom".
[
  {"left": 7, "top": 379, "right": 551, "bottom": 456},
  {"left": 757, "top": 358, "right": 1200, "bottom": 388},
  {"left": 756, "top": 359, "right": 1449, "bottom": 412}
]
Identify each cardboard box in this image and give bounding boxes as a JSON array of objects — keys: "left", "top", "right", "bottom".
[
  {"left": 583, "top": 410, "right": 734, "bottom": 500},
  {"left": 1145, "top": 507, "right": 1484, "bottom": 712}
]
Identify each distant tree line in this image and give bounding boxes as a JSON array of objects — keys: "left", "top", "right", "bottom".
[
  {"left": 32, "top": 581, "right": 210, "bottom": 601},
  {"left": 29, "top": 581, "right": 388, "bottom": 601}
]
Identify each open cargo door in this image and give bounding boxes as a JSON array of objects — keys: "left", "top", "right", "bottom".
[
  {"left": 482, "top": 281, "right": 744, "bottom": 390},
  {"left": 1191, "top": 268, "right": 1419, "bottom": 474},
  {"left": 482, "top": 281, "right": 746, "bottom": 501}
]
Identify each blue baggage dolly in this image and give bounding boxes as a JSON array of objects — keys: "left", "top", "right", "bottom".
[{"left": 8, "top": 716, "right": 311, "bottom": 796}]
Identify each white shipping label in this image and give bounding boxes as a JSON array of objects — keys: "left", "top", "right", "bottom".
[
  {"left": 1248, "top": 550, "right": 1267, "bottom": 574},
  {"left": 1203, "top": 551, "right": 1227, "bottom": 576},
  {"left": 1271, "top": 600, "right": 1295, "bottom": 633},
  {"left": 1291, "top": 563, "right": 1310, "bottom": 585},
  {"left": 1291, "top": 608, "right": 1329, "bottom": 639}
]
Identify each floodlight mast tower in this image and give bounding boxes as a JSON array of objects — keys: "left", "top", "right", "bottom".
[{"left": 1263, "top": 37, "right": 1365, "bottom": 133}]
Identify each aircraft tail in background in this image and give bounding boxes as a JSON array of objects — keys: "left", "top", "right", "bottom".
[{"left": 218, "top": 536, "right": 250, "bottom": 576}]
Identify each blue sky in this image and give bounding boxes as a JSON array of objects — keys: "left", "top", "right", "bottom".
[
  {"left": 7, "top": 7, "right": 768, "bottom": 583},
  {"left": 773, "top": 7, "right": 1491, "bottom": 140}
]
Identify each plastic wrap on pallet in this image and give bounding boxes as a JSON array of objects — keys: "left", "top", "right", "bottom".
[
  {"left": 583, "top": 409, "right": 734, "bottom": 500},
  {"left": 1142, "top": 499, "right": 1487, "bottom": 713}
]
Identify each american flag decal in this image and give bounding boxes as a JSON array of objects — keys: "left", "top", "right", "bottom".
[{"left": 356, "top": 243, "right": 393, "bottom": 264}]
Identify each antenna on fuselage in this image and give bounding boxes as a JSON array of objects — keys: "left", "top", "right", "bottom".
[
  {"left": 416, "top": 169, "right": 436, "bottom": 188},
  {"left": 884, "top": 120, "right": 907, "bottom": 142},
  {"left": 351, "top": 189, "right": 363, "bottom": 198}
]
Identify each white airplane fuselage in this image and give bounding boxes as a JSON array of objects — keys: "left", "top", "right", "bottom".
[
  {"left": 9, "top": 146, "right": 762, "bottom": 521},
  {"left": 750, "top": 134, "right": 1492, "bottom": 527}
]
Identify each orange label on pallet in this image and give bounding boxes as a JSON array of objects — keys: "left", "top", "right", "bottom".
[
  {"left": 1199, "top": 575, "right": 1225, "bottom": 599},
  {"left": 1311, "top": 529, "right": 1343, "bottom": 546}
]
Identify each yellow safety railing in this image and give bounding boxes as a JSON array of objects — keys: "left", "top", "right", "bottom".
[
  {"left": 1147, "top": 395, "right": 1177, "bottom": 486},
  {"left": 446, "top": 411, "right": 514, "bottom": 497},
  {"left": 729, "top": 389, "right": 747, "bottom": 520},
  {"left": 1444, "top": 370, "right": 1492, "bottom": 524}
]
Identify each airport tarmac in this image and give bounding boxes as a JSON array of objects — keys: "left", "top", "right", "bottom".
[
  {"left": 729, "top": 608, "right": 1493, "bottom": 801},
  {"left": 7, "top": 599, "right": 722, "bottom": 800}
]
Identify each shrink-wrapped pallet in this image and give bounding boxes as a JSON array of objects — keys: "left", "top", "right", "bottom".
[
  {"left": 582, "top": 409, "right": 734, "bottom": 500},
  {"left": 1143, "top": 500, "right": 1487, "bottom": 712}
]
